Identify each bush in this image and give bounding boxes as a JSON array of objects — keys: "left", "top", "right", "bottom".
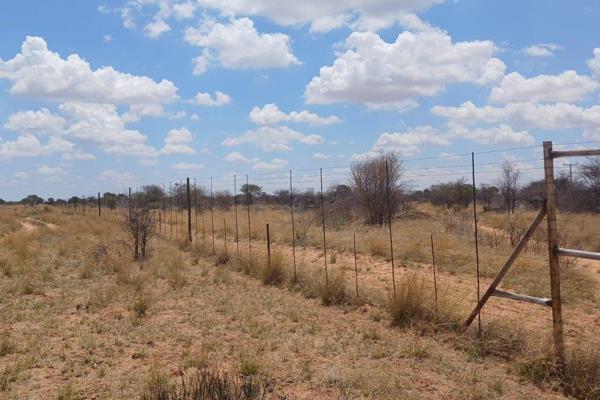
[
  {"left": 386, "top": 273, "right": 434, "bottom": 327},
  {"left": 260, "top": 251, "right": 285, "bottom": 286},
  {"left": 140, "top": 368, "right": 265, "bottom": 400},
  {"left": 317, "top": 269, "right": 347, "bottom": 306}
]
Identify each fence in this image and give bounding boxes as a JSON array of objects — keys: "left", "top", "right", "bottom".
[{"left": 56, "top": 140, "right": 600, "bottom": 366}]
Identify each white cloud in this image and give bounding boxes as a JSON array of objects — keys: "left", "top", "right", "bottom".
[
  {"left": 372, "top": 126, "right": 450, "bottom": 156},
  {"left": 225, "top": 151, "right": 252, "bottom": 163},
  {"left": 121, "top": 104, "right": 165, "bottom": 122},
  {"left": 0, "top": 134, "right": 94, "bottom": 160},
  {"left": 489, "top": 71, "right": 598, "bottom": 104},
  {"left": 249, "top": 103, "right": 340, "bottom": 126},
  {"left": 119, "top": 0, "right": 445, "bottom": 33},
  {"left": 170, "top": 162, "right": 204, "bottom": 171},
  {"left": 14, "top": 164, "right": 66, "bottom": 183},
  {"left": 447, "top": 123, "right": 534, "bottom": 145},
  {"left": 305, "top": 25, "right": 504, "bottom": 109},
  {"left": 60, "top": 102, "right": 158, "bottom": 157},
  {"left": 104, "top": 34, "right": 113, "bottom": 43},
  {"left": 184, "top": 17, "right": 300, "bottom": 74},
  {"left": 4, "top": 108, "right": 66, "bottom": 135},
  {"left": 523, "top": 43, "right": 561, "bottom": 57},
  {"left": 431, "top": 101, "right": 600, "bottom": 132},
  {"left": 313, "top": 153, "right": 331, "bottom": 160},
  {"left": 251, "top": 158, "right": 287, "bottom": 171},
  {"left": 161, "top": 127, "right": 195, "bottom": 154},
  {"left": 222, "top": 126, "right": 323, "bottom": 152},
  {"left": 588, "top": 48, "right": 600, "bottom": 79},
  {"left": 195, "top": 91, "right": 231, "bottom": 106},
  {"left": 97, "top": 169, "right": 136, "bottom": 185},
  {"left": 0, "top": 36, "right": 178, "bottom": 106},
  {"left": 144, "top": 19, "right": 171, "bottom": 38}
]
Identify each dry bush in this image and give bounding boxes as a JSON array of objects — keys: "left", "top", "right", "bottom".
[
  {"left": 517, "top": 346, "right": 600, "bottom": 400},
  {"left": 215, "top": 247, "right": 230, "bottom": 266},
  {"left": 317, "top": 269, "right": 348, "bottom": 306},
  {"left": 260, "top": 251, "right": 286, "bottom": 286},
  {"left": 386, "top": 273, "right": 435, "bottom": 328},
  {"left": 466, "top": 320, "right": 527, "bottom": 360},
  {"left": 366, "top": 235, "right": 389, "bottom": 260},
  {"left": 140, "top": 368, "right": 266, "bottom": 400}
]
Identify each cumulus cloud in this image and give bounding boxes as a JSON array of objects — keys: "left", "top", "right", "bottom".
[
  {"left": 14, "top": 164, "right": 66, "bottom": 183},
  {"left": 305, "top": 25, "right": 504, "bottom": 109},
  {"left": 523, "top": 43, "right": 562, "bottom": 57},
  {"left": 249, "top": 103, "right": 340, "bottom": 126},
  {"left": 160, "top": 127, "right": 195, "bottom": 154},
  {"left": 144, "top": 18, "right": 171, "bottom": 38},
  {"left": 225, "top": 151, "right": 252, "bottom": 163},
  {"left": 372, "top": 126, "right": 450, "bottom": 156},
  {"left": 170, "top": 162, "right": 203, "bottom": 171},
  {"left": 97, "top": 169, "right": 136, "bottom": 185},
  {"left": 447, "top": 123, "right": 534, "bottom": 145},
  {"left": 588, "top": 48, "right": 600, "bottom": 79},
  {"left": 195, "top": 91, "right": 232, "bottom": 106},
  {"left": 60, "top": 102, "right": 158, "bottom": 157},
  {"left": 222, "top": 126, "right": 323, "bottom": 152},
  {"left": 313, "top": 153, "right": 331, "bottom": 160},
  {"left": 0, "top": 133, "right": 94, "bottom": 160},
  {"left": 184, "top": 17, "right": 300, "bottom": 74},
  {"left": 431, "top": 101, "right": 600, "bottom": 132},
  {"left": 0, "top": 36, "right": 178, "bottom": 105},
  {"left": 4, "top": 108, "right": 67, "bottom": 135},
  {"left": 489, "top": 71, "right": 598, "bottom": 104},
  {"left": 251, "top": 158, "right": 287, "bottom": 171},
  {"left": 115, "top": 0, "right": 444, "bottom": 33}
]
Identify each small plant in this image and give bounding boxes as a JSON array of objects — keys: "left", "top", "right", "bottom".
[
  {"left": 215, "top": 247, "right": 230, "bottom": 266},
  {"left": 317, "top": 270, "right": 347, "bottom": 306},
  {"left": 260, "top": 251, "right": 285, "bottom": 286},
  {"left": 329, "top": 252, "right": 337, "bottom": 264},
  {"left": 239, "top": 354, "right": 261, "bottom": 377},
  {"left": 386, "top": 273, "right": 434, "bottom": 327},
  {"left": 140, "top": 368, "right": 265, "bottom": 400},
  {"left": 0, "top": 333, "right": 15, "bottom": 357},
  {"left": 133, "top": 295, "right": 152, "bottom": 317}
]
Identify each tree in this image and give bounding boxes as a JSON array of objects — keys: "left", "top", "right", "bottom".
[
  {"left": 240, "top": 184, "right": 263, "bottom": 205},
  {"left": 123, "top": 201, "right": 156, "bottom": 261},
  {"left": 21, "top": 194, "right": 44, "bottom": 206},
  {"left": 498, "top": 161, "right": 520, "bottom": 215},
  {"left": 429, "top": 178, "right": 471, "bottom": 208},
  {"left": 0, "top": 198, "right": 6, "bottom": 205},
  {"left": 579, "top": 157, "right": 600, "bottom": 212},
  {"left": 351, "top": 152, "right": 405, "bottom": 225},
  {"left": 478, "top": 184, "right": 499, "bottom": 211}
]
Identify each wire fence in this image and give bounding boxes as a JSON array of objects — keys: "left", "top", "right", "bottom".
[{"left": 55, "top": 141, "right": 600, "bottom": 353}]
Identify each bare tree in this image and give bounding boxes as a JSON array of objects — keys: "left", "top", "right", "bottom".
[
  {"left": 123, "top": 200, "right": 157, "bottom": 261},
  {"left": 498, "top": 161, "right": 520, "bottom": 215},
  {"left": 351, "top": 152, "right": 405, "bottom": 225}
]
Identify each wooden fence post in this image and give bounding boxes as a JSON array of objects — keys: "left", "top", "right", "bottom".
[
  {"left": 543, "top": 141, "right": 565, "bottom": 369},
  {"left": 187, "top": 177, "right": 192, "bottom": 243}
]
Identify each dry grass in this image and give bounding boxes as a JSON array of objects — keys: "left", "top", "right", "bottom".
[{"left": 0, "top": 205, "right": 597, "bottom": 399}]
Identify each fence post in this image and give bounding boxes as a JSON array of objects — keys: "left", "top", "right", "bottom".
[
  {"left": 385, "top": 159, "right": 396, "bottom": 298},
  {"left": 169, "top": 182, "right": 173, "bottom": 237},
  {"left": 98, "top": 192, "right": 101, "bottom": 217},
  {"left": 471, "top": 152, "right": 482, "bottom": 336},
  {"left": 290, "top": 170, "right": 297, "bottom": 282},
  {"left": 224, "top": 218, "right": 227, "bottom": 253},
  {"left": 128, "top": 187, "right": 131, "bottom": 220},
  {"left": 234, "top": 175, "right": 240, "bottom": 258},
  {"left": 187, "top": 177, "right": 192, "bottom": 243},
  {"left": 353, "top": 233, "right": 359, "bottom": 298},
  {"left": 194, "top": 178, "right": 198, "bottom": 244},
  {"left": 82, "top": 194, "right": 86, "bottom": 215},
  {"left": 430, "top": 234, "right": 438, "bottom": 314},
  {"left": 246, "top": 174, "right": 252, "bottom": 258},
  {"left": 210, "top": 177, "right": 215, "bottom": 254},
  {"left": 320, "top": 168, "right": 328, "bottom": 286},
  {"left": 543, "top": 141, "right": 565, "bottom": 369},
  {"left": 266, "top": 223, "right": 271, "bottom": 268}
]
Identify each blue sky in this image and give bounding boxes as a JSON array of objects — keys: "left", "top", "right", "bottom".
[{"left": 1, "top": 0, "right": 599, "bottom": 200}]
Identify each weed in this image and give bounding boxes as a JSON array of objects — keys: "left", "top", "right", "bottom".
[
  {"left": 239, "top": 354, "right": 261, "bottom": 377},
  {"left": 386, "top": 273, "right": 434, "bottom": 327},
  {"left": 317, "top": 270, "right": 347, "bottom": 306},
  {"left": 260, "top": 251, "right": 286, "bottom": 286}
]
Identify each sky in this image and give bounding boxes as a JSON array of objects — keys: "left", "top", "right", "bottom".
[{"left": 1, "top": 0, "right": 599, "bottom": 200}]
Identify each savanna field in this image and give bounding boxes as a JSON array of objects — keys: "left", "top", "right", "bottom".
[{"left": 0, "top": 203, "right": 598, "bottom": 400}]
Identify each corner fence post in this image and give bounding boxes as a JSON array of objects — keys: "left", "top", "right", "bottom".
[
  {"left": 471, "top": 152, "right": 482, "bottom": 336},
  {"left": 543, "top": 141, "right": 565, "bottom": 369}
]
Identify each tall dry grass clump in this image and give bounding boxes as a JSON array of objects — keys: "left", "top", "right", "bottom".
[
  {"left": 140, "top": 368, "right": 266, "bottom": 400},
  {"left": 260, "top": 250, "right": 286, "bottom": 286},
  {"left": 386, "top": 273, "right": 435, "bottom": 327},
  {"left": 316, "top": 269, "right": 348, "bottom": 306}
]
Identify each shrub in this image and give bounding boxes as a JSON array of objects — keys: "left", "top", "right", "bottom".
[
  {"left": 215, "top": 248, "right": 230, "bottom": 266},
  {"left": 317, "top": 269, "right": 347, "bottom": 306},
  {"left": 260, "top": 251, "right": 285, "bottom": 286},
  {"left": 140, "top": 368, "right": 265, "bottom": 400},
  {"left": 386, "top": 273, "right": 434, "bottom": 327}
]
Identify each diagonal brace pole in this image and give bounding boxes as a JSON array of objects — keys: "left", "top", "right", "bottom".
[{"left": 465, "top": 204, "right": 547, "bottom": 327}]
